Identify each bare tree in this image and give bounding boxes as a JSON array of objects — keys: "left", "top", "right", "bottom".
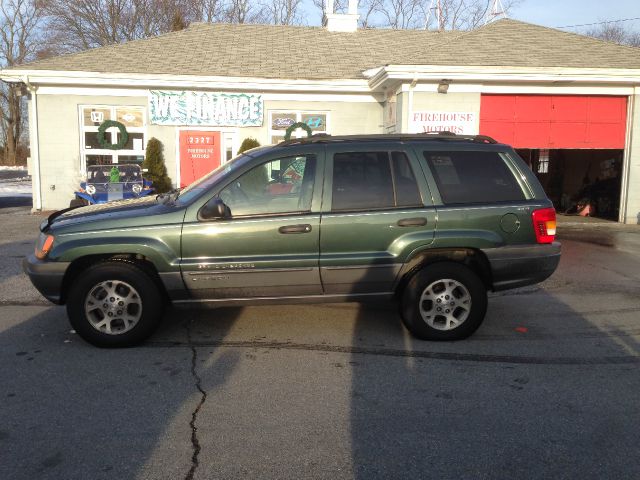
[
  {"left": 0, "top": 0, "right": 43, "bottom": 165},
  {"left": 586, "top": 22, "right": 640, "bottom": 47},
  {"left": 379, "top": 0, "right": 421, "bottom": 29},
  {"left": 358, "top": 0, "right": 382, "bottom": 28},
  {"left": 224, "top": 0, "right": 266, "bottom": 23},
  {"left": 188, "top": 0, "right": 227, "bottom": 23},
  {"left": 40, "top": 0, "right": 193, "bottom": 51},
  {"left": 418, "top": 0, "right": 521, "bottom": 31},
  {"left": 313, "top": 0, "right": 520, "bottom": 31},
  {"left": 263, "top": 0, "right": 303, "bottom": 25},
  {"left": 311, "top": 0, "right": 346, "bottom": 26}
]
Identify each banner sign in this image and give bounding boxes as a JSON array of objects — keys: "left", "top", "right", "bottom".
[
  {"left": 409, "top": 111, "right": 477, "bottom": 135},
  {"left": 149, "top": 90, "right": 263, "bottom": 127}
]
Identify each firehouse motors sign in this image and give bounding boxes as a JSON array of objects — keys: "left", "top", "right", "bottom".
[
  {"left": 149, "top": 90, "right": 263, "bottom": 126},
  {"left": 409, "top": 111, "right": 477, "bottom": 135}
]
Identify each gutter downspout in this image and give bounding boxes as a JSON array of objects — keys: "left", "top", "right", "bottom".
[{"left": 23, "top": 76, "right": 42, "bottom": 211}]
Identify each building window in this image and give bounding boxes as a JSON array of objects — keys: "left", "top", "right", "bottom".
[
  {"left": 268, "top": 111, "right": 329, "bottom": 144},
  {"left": 80, "top": 105, "right": 146, "bottom": 170}
]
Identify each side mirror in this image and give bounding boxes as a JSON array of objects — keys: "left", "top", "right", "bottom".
[{"left": 200, "top": 197, "right": 231, "bottom": 220}]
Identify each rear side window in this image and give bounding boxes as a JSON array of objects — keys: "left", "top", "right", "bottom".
[
  {"left": 332, "top": 151, "right": 422, "bottom": 211},
  {"left": 422, "top": 150, "right": 525, "bottom": 204},
  {"left": 392, "top": 151, "right": 422, "bottom": 207}
]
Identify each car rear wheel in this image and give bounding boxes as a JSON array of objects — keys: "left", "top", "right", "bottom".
[
  {"left": 400, "top": 262, "right": 487, "bottom": 340},
  {"left": 66, "top": 262, "right": 164, "bottom": 347}
]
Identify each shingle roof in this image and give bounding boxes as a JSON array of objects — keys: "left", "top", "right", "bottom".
[{"left": 11, "top": 19, "right": 640, "bottom": 80}]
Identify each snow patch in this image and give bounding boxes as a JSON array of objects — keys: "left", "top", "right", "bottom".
[
  {"left": 0, "top": 166, "right": 28, "bottom": 171},
  {"left": 0, "top": 167, "right": 32, "bottom": 197}
]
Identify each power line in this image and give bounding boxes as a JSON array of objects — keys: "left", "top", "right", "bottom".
[{"left": 555, "top": 16, "right": 640, "bottom": 30}]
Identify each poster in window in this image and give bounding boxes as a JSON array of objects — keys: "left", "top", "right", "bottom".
[
  {"left": 179, "top": 130, "right": 221, "bottom": 187},
  {"left": 301, "top": 114, "right": 326, "bottom": 131},
  {"left": 116, "top": 107, "right": 144, "bottom": 127},
  {"left": 271, "top": 113, "right": 297, "bottom": 130}
]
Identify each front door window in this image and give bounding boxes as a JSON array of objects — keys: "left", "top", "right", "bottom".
[{"left": 219, "top": 155, "right": 317, "bottom": 217}]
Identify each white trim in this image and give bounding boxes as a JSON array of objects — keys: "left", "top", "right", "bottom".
[
  {"left": 409, "top": 83, "right": 636, "bottom": 96},
  {"left": 264, "top": 93, "right": 380, "bottom": 102},
  {"left": 4, "top": 65, "right": 640, "bottom": 94},
  {"left": 411, "top": 83, "right": 483, "bottom": 93},
  {"left": 369, "top": 65, "right": 640, "bottom": 90},
  {"left": 0, "top": 70, "right": 371, "bottom": 92},
  {"left": 620, "top": 92, "right": 636, "bottom": 223},
  {"left": 27, "top": 80, "right": 42, "bottom": 211},
  {"left": 479, "top": 85, "right": 635, "bottom": 95},
  {"left": 39, "top": 87, "right": 147, "bottom": 97},
  {"left": 35, "top": 86, "right": 383, "bottom": 103}
]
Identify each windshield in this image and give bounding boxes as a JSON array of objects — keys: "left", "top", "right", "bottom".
[{"left": 175, "top": 153, "right": 256, "bottom": 205}]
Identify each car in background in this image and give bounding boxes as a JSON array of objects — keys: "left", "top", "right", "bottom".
[{"left": 70, "top": 164, "right": 153, "bottom": 207}]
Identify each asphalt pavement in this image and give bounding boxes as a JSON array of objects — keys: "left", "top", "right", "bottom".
[{"left": 1, "top": 206, "right": 639, "bottom": 479}]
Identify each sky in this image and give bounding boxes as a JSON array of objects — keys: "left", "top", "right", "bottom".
[{"left": 508, "top": 0, "right": 640, "bottom": 33}]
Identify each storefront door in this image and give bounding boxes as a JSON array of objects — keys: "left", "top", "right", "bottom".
[{"left": 178, "top": 130, "right": 222, "bottom": 187}]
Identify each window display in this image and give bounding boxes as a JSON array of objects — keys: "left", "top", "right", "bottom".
[{"left": 80, "top": 105, "right": 146, "bottom": 169}]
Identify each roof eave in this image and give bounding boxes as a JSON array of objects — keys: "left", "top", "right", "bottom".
[
  {"left": 369, "top": 65, "right": 640, "bottom": 90},
  {"left": 0, "top": 69, "right": 372, "bottom": 93}
]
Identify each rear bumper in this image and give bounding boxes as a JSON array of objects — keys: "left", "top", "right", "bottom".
[
  {"left": 22, "top": 255, "right": 71, "bottom": 304},
  {"left": 482, "top": 242, "right": 561, "bottom": 291}
]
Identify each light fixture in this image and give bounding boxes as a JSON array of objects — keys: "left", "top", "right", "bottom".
[{"left": 437, "top": 80, "right": 450, "bottom": 94}]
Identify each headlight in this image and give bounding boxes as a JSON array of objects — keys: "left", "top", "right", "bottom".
[
  {"left": 132, "top": 184, "right": 142, "bottom": 194},
  {"left": 35, "top": 233, "right": 55, "bottom": 259},
  {"left": 86, "top": 184, "right": 96, "bottom": 195}
]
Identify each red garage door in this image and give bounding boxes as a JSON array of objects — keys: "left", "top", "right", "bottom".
[{"left": 480, "top": 95, "right": 627, "bottom": 149}]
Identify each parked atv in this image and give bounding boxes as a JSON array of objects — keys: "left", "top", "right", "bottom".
[{"left": 70, "top": 164, "right": 153, "bottom": 207}]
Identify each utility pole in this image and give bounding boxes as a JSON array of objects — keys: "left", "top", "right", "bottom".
[
  {"left": 485, "top": 0, "right": 507, "bottom": 24},
  {"left": 425, "top": 0, "right": 444, "bottom": 31}
]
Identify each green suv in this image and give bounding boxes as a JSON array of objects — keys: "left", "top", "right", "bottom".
[{"left": 24, "top": 134, "right": 560, "bottom": 347}]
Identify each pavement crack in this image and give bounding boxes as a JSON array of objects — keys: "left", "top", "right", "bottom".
[{"left": 185, "top": 321, "right": 207, "bottom": 480}]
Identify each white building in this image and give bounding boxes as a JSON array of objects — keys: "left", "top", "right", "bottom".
[{"left": 2, "top": 12, "right": 640, "bottom": 222}]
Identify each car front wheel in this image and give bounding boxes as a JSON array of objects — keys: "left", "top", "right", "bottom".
[
  {"left": 400, "top": 262, "right": 487, "bottom": 341},
  {"left": 66, "top": 262, "right": 164, "bottom": 347}
]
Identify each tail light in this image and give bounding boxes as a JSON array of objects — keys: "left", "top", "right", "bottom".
[{"left": 531, "top": 208, "right": 556, "bottom": 244}]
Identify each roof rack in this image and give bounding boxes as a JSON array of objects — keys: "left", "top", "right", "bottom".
[{"left": 277, "top": 132, "right": 498, "bottom": 146}]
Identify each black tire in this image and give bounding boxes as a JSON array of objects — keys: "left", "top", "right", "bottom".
[
  {"left": 400, "top": 262, "right": 487, "bottom": 341},
  {"left": 66, "top": 262, "right": 164, "bottom": 347}
]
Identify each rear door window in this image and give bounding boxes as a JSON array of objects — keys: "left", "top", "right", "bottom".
[
  {"left": 392, "top": 151, "right": 422, "bottom": 207},
  {"left": 331, "top": 151, "right": 422, "bottom": 211},
  {"left": 422, "top": 150, "right": 525, "bottom": 204}
]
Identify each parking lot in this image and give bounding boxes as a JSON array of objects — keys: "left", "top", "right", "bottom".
[{"left": 2, "top": 205, "right": 639, "bottom": 480}]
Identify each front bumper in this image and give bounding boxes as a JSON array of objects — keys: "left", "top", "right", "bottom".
[
  {"left": 22, "top": 255, "right": 71, "bottom": 304},
  {"left": 483, "top": 242, "right": 561, "bottom": 291}
]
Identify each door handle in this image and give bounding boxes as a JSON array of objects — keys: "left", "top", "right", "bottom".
[
  {"left": 279, "top": 224, "right": 313, "bottom": 234},
  {"left": 397, "top": 217, "right": 428, "bottom": 227}
]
